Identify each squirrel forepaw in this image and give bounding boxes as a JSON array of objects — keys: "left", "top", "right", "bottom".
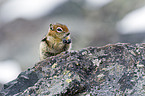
[{"left": 63, "top": 39, "right": 71, "bottom": 44}]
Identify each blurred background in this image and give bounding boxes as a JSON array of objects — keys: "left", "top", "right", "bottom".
[{"left": 0, "top": 0, "right": 145, "bottom": 88}]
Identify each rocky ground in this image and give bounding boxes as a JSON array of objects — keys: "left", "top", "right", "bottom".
[{"left": 0, "top": 43, "right": 145, "bottom": 96}]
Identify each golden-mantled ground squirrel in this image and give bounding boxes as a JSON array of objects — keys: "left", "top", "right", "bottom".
[{"left": 40, "top": 23, "right": 71, "bottom": 60}]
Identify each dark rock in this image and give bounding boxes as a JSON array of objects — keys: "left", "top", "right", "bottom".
[
  {"left": 0, "top": 70, "right": 38, "bottom": 96},
  {"left": 0, "top": 43, "right": 145, "bottom": 95}
]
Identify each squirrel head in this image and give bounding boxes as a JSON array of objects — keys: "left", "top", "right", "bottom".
[{"left": 47, "top": 23, "right": 70, "bottom": 39}]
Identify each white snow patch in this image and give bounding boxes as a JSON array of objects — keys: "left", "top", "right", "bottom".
[
  {"left": 117, "top": 6, "right": 145, "bottom": 34},
  {"left": 0, "top": 60, "right": 21, "bottom": 84},
  {"left": 0, "top": 0, "right": 67, "bottom": 23}
]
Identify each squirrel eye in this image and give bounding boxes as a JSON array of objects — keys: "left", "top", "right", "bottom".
[
  {"left": 57, "top": 27, "right": 63, "bottom": 32},
  {"left": 50, "top": 27, "right": 53, "bottom": 30}
]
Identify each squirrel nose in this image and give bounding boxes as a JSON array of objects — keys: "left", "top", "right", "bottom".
[
  {"left": 66, "top": 32, "right": 70, "bottom": 37},
  {"left": 63, "top": 32, "right": 70, "bottom": 38}
]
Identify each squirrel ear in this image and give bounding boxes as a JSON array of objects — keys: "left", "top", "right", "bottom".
[
  {"left": 49, "top": 24, "right": 52, "bottom": 26},
  {"left": 49, "top": 24, "right": 53, "bottom": 30}
]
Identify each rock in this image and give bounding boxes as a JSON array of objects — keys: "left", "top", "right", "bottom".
[{"left": 0, "top": 43, "right": 145, "bottom": 96}]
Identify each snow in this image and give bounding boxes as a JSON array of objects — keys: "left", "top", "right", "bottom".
[
  {"left": 0, "top": 0, "right": 67, "bottom": 23},
  {"left": 117, "top": 6, "right": 145, "bottom": 34},
  {"left": 0, "top": 60, "right": 21, "bottom": 84}
]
